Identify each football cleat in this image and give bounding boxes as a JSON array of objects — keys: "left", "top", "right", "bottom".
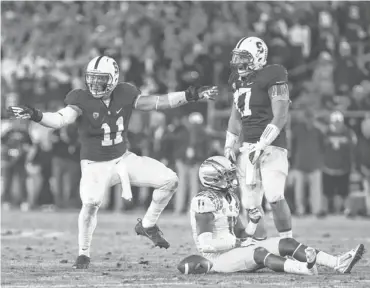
[
  {"left": 334, "top": 244, "right": 365, "bottom": 273},
  {"left": 72, "top": 255, "right": 90, "bottom": 269},
  {"left": 135, "top": 218, "right": 170, "bottom": 249},
  {"left": 305, "top": 247, "right": 318, "bottom": 275}
]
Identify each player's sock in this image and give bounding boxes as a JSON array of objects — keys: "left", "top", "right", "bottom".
[
  {"left": 270, "top": 199, "right": 293, "bottom": 238},
  {"left": 78, "top": 204, "right": 99, "bottom": 257},
  {"left": 262, "top": 253, "right": 286, "bottom": 272},
  {"left": 283, "top": 258, "right": 314, "bottom": 275},
  {"left": 279, "top": 230, "right": 293, "bottom": 238},
  {"left": 142, "top": 186, "right": 176, "bottom": 228},
  {"left": 316, "top": 251, "right": 338, "bottom": 268},
  {"left": 279, "top": 238, "right": 319, "bottom": 262},
  {"left": 142, "top": 200, "right": 167, "bottom": 228}
]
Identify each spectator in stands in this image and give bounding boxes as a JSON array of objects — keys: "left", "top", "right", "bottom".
[
  {"left": 1, "top": 120, "right": 32, "bottom": 211},
  {"left": 50, "top": 123, "right": 80, "bottom": 209},
  {"left": 334, "top": 41, "right": 365, "bottom": 93},
  {"left": 321, "top": 111, "right": 357, "bottom": 215},
  {"left": 356, "top": 117, "right": 370, "bottom": 215},
  {"left": 173, "top": 113, "right": 208, "bottom": 214},
  {"left": 291, "top": 109, "right": 324, "bottom": 216},
  {"left": 26, "top": 122, "right": 54, "bottom": 210}
]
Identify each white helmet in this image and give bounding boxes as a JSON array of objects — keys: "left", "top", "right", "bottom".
[
  {"left": 85, "top": 56, "right": 119, "bottom": 98},
  {"left": 199, "top": 156, "right": 238, "bottom": 192},
  {"left": 230, "top": 36, "right": 268, "bottom": 76}
]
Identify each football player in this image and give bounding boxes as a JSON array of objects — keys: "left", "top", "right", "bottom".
[
  {"left": 189, "top": 156, "right": 365, "bottom": 274},
  {"left": 224, "top": 36, "right": 292, "bottom": 239},
  {"left": 8, "top": 56, "right": 217, "bottom": 269}
]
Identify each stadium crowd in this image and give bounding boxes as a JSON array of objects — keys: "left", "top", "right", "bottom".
[{"left": 2, "top": 1, "right": 370, "bottom": 216}]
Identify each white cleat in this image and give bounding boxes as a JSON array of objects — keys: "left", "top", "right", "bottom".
[
  {"left": 305, "top": 247, "right": 318, "bottom": 275},
  {"left": 335, "top": 244, "right": 365, "bottom": 274}
]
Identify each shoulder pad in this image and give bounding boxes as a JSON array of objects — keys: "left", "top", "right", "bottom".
[
  {"left": 117, "top": 82, "right": 141, "bottom": 106},
  {"left": 64, "top": 89, "right": 87, "bottom": 108},
  {"left": 262, "top": 64, "right": 288, "bottom": 88},
  {"left": 191, "top": 190, "right": 223, "bottom": 213}
]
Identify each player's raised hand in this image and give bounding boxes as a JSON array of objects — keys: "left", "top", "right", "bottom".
[
  {"left": 185, "top": 86, "right": 218, "bottom": 101},
  {"left": 7, "top": 105, "right": 43, "bottom": 122}
]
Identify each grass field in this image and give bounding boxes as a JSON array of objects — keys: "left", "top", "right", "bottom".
[{"left": 1, "top": 209, "right": 369, "bottom": 288}]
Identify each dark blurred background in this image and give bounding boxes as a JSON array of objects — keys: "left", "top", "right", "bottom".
[{"left": 1, "top": 1, "right": 370, "bottom": 217}]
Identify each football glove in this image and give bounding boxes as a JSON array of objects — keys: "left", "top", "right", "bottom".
[
  {"left": 185, "top": 86, "right": 218, "bottom": 102},
  {"left": 248, "top": 141, "right": 265, "bottom": 165},
  {"left": 224, "top": 147, "right": 236, "bottom": 163},
  {"left": 248, "top": 207, "right": 262, "bottom": 224},
  {"left": 7, "top": 105, "right": 43, "bottom": 122}
]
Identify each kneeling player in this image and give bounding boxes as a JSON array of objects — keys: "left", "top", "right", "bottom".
[{"left": 187, "top": 156, "right": 365, "bottom": 275}]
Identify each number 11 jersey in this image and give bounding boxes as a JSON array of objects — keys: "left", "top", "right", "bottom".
[{"left": 65, "top": 82, "right": 140, "bottom": 161}]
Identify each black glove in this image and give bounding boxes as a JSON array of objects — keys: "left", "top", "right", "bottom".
[
  {"left": 185, "top": 86, "right": 218, "bottom": 102},
  {"left": 7, "top": 105, "right": 43, "bottom": 122}
]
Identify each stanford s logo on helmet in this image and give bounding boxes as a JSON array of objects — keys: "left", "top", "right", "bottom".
[
  {"left": 85, "top": 56, "right": 119, "bottom": 98},
  {"left": 230, "top": 36, "right": 268, "bottom": 76}
]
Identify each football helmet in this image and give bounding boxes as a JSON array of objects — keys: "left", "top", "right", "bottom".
[
  {"left": 230, "top": 36, "right": 268, "bottom": 76},
  {"left": 199, "top": 156, "right": 238, "bottom": 192},
  {"left": 85, "top": 56, "right": 119, "bottom": 98}
]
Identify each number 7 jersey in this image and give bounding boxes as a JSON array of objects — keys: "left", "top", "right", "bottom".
[
  {"left": 65, "top": 82, "right": 140, "bottom": 161},
  {"left": 231, "top": 64, "right": 288, "bottom": 149}
]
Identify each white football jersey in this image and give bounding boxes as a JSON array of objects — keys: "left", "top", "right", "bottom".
[{"left": 190, "top": 189, "right": 240, "bottom": 253}]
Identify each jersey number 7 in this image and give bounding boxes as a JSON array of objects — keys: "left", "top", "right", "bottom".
[
  {"left": 234, "top": 88, "right": 252, "bottom": 117},
  {"left": 101, "top": 116, "right": 124, "bottom": 146}
]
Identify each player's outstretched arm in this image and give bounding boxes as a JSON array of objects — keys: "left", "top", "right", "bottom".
[
  {"left": 133, "top": 86, "right": 218, "bottom": 111},
  {"left": 225, "top": 105, "right": 242, "bottom": 162},
  {"left": 7, "top": 105, "right": 79, "bottom": 129}
]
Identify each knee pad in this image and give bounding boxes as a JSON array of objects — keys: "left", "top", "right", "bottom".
[
  {"left": 265, "top": 192, "right": 285, "bottom": 204},
  {"left": 152, "top": 173, "right": 178, "bottom": 203},
  {"left": 160, "top": 173, "right": 179, "bottom": 192},
  {"left": 81, "top": 203, "right": 100, "bottom": 216},
  {"left": 240, "top": 184, "right": 264, "bottom": 210},
  {"left": 253, "top": 247, "right": 269, "bottom": 265}
]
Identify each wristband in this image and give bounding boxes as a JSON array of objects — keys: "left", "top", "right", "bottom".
[{"left": 260, "top": 124, "right": 280, "bottom": 147}]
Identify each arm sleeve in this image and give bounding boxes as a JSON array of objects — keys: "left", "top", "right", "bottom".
[
  {"left": 39, "top": 107, "right": 79, "bottom": 129},
  {"left": 266, "top": 65, "right": 288, "bottom": 89}
]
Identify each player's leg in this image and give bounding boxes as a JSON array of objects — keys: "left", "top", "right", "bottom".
[
  {"left": 236, "top": 149, "right": 266, "bottom": 239},
  {"left": 209, "top": 244, "right": 316, "bottom": 275},
  {"left": 73, "top": 159, "right": 113, "bottom": 269},
  {"left": 293, "top": 170, "right": 306, "bottom": 216},
  {"left": 261, "top": 146, "right": 292, "bottom": 238},
  {"left": 174, "top": 160, "right": 188, "bottom": 214},
  {"left": 120, "top": 152, "right": 178, "bottom": 248},
  {"left": 277, "top": 237, "right": 365, "bottom": 274}
]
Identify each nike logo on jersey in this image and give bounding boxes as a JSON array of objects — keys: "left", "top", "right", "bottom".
[
  {"left": 116, "top": 108, "right": 123, "bottom": 114},
  {"left": 246, "top": 82, "right": 254, "bottom": 86}
]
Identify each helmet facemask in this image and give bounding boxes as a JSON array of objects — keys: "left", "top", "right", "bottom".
[
  {"left": 85, "top": 72, "right": 113, "bottom": 99},
  {"left": 230, "top": 49, "right": 254, "bottom": 77},
  {"left": 202, "top": 164, "right": 238, "bottom": 193}
]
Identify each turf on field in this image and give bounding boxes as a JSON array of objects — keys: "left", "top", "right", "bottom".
[{"left": 1, "top": 210, "right": 369, "bottom": 288}]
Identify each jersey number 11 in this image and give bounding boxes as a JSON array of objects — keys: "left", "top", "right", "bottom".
[{"left": 101, "top": 116, "right": 124, "bottom": 146}]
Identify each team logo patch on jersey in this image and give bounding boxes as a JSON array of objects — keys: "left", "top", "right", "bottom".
[{"left": 93, "top": 112, "right": 99, "bottom": 119}]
